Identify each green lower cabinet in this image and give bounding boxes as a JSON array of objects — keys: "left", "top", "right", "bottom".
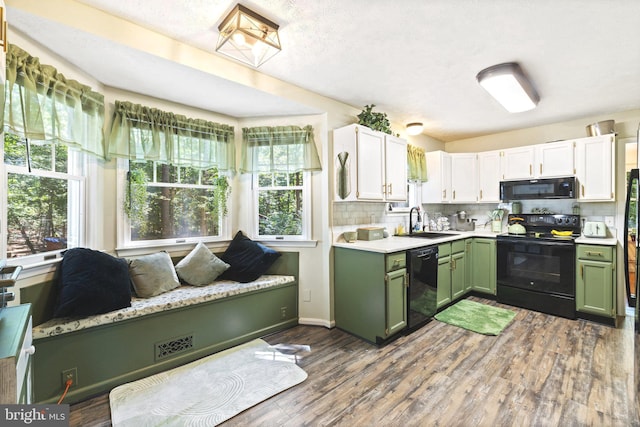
[
  {"left": 576, "top": 244, "right": 615, "bottom": 318},
  {"left": 471, "top": 238, "right": 496, "bottom": 295},
  {"left": 464, "top": 238, "right": 473, "bottom": 293},
  {"left": 386, "top": 268, "right": 408, "bottom": 336},
  {"left": 437, "top": 240, "right": 466, "bottom": 308},
  {"left": 437, "top": 251, "right": 452, "bottom": 308},
  {"left": 334, "top": 247, "right": 407, "bottom": 343}
]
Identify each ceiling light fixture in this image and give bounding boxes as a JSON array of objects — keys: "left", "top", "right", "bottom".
[
  {"left": 216, "top": 4, "right": 281, "bottom": 68},
  {"left": 406, "top": 123, "right": 424, "bottom": 135},
  {"left": 476, "top": 62, "right": 539, "bottom": 113}
]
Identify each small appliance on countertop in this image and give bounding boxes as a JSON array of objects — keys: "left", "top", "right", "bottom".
[{"left": 582, "top": 221, "right": 607, "bottom": 238}]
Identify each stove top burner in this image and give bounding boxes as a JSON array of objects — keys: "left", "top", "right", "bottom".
[{"left": 502, "top": 213, "right": 581, "bottom": 242}]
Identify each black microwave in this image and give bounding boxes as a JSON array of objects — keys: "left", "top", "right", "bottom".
[{"left": 500, "top": 176, "right": 576, "bottom": 200}]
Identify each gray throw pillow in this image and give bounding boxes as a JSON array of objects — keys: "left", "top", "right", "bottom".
[
  {"left": 175, "top": 242, "right": 230, "bottom": 286},
  {"left": 129, "top": 251, "right": 181, "bottom": 298}
]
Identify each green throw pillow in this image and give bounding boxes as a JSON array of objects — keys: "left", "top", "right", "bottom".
[
  {"left": 129, "top": 251, "right": 181, "bottom": 298},
  {"left": 175, "top": 242, "right": 230, "bottom": 286}
]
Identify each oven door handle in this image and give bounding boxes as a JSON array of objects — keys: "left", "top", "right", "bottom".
[{"left": 498, "top": 238, "right": 574, "bottom": 247}]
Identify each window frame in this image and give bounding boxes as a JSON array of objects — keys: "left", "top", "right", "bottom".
[
  {"left": 116, "top": 158, "right": 231, "bottom": 249},
  {"left": 1, "top": 140, "right": 86, "bottom": 265},
  {"left": 251, "top": 169, "right": 312, "bottom": 241}
]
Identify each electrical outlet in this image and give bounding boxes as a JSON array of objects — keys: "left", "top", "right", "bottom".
[
  {"left": 62, "top": 368, "right": 77, "bottom": 388},
  {"left": 303, "top": 289, "right": 311, "bottom": 302},
  {"left": 280, "top": 306, "right": 287, "bottom": 319}
]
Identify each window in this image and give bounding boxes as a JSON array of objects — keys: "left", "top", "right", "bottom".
[
  {"left": 1, "top": 44, "right": 103, "bottom": 263},
  {"left": 254, "top": 170, "right": 310, "bottom": 238},
  {"left": 108, "top": 101, "right": 235, "bottom": 247},
  {"left": 241, "top": 125, "right": 321, "bottom": 241},
  {"left": 2, "top": 133, "right": 84, "bottom": 260},
  {"left": 121, "top": 159, "right": 228, "bottom": 245}
]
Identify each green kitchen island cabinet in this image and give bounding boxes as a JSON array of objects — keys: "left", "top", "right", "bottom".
[
  {"left": 334, "top": 247, "right": 407, "bottom": 344},
  {"left": 576, "top": 244, "right": 616, "bottom": 322},
  {"left": 437, "top": 239, "right": 466, "bottom": 308},
  {"left": 471, "top": 238, "right": 496, "bottom": 295}
]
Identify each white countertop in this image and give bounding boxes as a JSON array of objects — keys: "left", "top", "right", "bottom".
[
  {"left": 333, "top": 230, "right": 618, "bottom": 253},
  {"left": 574, "top": 236, "right": 617, "bottom": 246},
  {"left": 333, "top": 230, "right": 496, "bottom": 253}
]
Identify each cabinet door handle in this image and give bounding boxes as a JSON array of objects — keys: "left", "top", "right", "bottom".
[
  {"left": 443, "top": 189, "right": 446, "bottom": 199},
  {"left": 581, "top": 184, "right": 585, "bottom": 197},
  {"left": 480, "top": 189, "right": 483, "bottom": 200},
  {"left": 529, "top": 164, "right": 532, "bottom": 176},
  {"left": 539, "top": 164, "right": 542, "bottom": 174},
  {"left": 580, "top": 264, "right": 583, "bottom": 278},
  {"left": 388, "top": 183, "right": 392, "bottom": 195},
  {"left": 585, "top": 251, "right": 603, "bottom": 257},
  {"left": 382, "top": 184, "right": 387, "bottom": 195},
  {"left": 453, "top": 190, "right": 456, "bottom": 200}
]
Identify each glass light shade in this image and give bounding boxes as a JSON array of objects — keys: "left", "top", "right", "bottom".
[
  {"left": 406, "top": 123, "right": 424, "bottom": 135},
  {"left": 216, "top": 4, "right": 281, "bottom": 67},
  {"left": 477, "top": 63, "right": 539, "bottom": 113}
]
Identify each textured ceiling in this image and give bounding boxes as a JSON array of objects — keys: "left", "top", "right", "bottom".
[{"left": 8, "top": 0, "right": 640, "bottom": 141}]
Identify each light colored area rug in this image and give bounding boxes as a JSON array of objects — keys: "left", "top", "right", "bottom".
[
  {"left": 434, "top": 299, "right": 517, "bottom": 335},
  {"left": 109, "top": 338, "right": 308, "bottom": 426}
]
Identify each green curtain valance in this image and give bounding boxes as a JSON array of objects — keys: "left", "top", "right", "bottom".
[
  {"left": 4, "top": 44, "right": 106, "bottom": 158},
  {"left": 240, "top": 125, "right": 322, "bottom": 173},
  {"left": 408, "top": 144, "right": 428, "bottom": 182},
  {"left": 108, "top": 100, "right": 236, "bottom": 171}
]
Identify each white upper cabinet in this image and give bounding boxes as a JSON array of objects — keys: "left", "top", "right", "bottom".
[
  {"left": 384, "top": 134, "right": 408, "bottom": 201},
  {"left": 355, "top": 126, "right": 386, "bottom": 200},
  {"left": 332, "top": 124, "right": 407, "bottom": 202},
  {"left": 501, "top": 146, "right": 535, "bottom": 180},
  {"left": 450, "top": 153, "right": 478, "bottom": 203},
  {"left": 574, "top": 134, "right": 615, "bottom": 201},
  {"left": 477, "top": 150, "right": 502, "bottom": 202},
  {"left": 422, "top": 151, "right": 452, "bottom": 203},
  {"left": 535, "top": 140, "right": 575, "bottom": 178}
]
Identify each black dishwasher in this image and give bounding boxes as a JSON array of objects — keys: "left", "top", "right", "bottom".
[{"left": 406, "top": 246, "right": 438, "bottom": 333}]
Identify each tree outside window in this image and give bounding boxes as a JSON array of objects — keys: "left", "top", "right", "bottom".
[
  {"left": 257, "top": 171, "right": 303, "bottom": 236},
  {"left": 3, "top": 133, "right": 83, "bottom": 258}
]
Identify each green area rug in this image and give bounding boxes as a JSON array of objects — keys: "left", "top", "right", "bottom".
[
  {"left": 110, "top": 338, "right": 308, "bottom": 426},
  {"left": 434, "top": 299, "right": 516, "bottom": 335}
]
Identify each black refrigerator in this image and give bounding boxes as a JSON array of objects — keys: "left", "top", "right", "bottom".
[{"left": 624, "top": 168, "right": 639, "bottom": 311}]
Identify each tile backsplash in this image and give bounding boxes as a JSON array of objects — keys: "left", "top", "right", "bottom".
[{"left": 332, "top": 200, "right": 617, "bottom": 235}]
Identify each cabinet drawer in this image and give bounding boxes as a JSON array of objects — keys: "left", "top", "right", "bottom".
[
  {"left": 577, "top": 245, "right": 613, "bottom": 262},
  {"left": 439, "top": 243, "right": 451, "bottom": 257},
  {"left": 451, "top": 239, "right": 465, "bottom": 254},
  {"left": 386, "top": 252, "right": 406, "bottom": 272}
]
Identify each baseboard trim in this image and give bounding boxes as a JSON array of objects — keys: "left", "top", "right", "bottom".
[{"left": 298, "top": 317, "right": 334, "bottom": 328}]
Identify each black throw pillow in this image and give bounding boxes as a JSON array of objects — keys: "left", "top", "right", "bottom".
[
  {"left": 219, "top": 231, "right": 281, "bottom": 283},
  {"left": 53, "top": 248, "right": 132, "bottom": 318}
]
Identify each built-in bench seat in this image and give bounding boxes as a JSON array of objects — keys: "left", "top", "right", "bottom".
[
  {"left": 33, "top": 275, "right": 295, "bottom": 340},
  {"left": 20, "top": 251, "right": 299, "bottom": 404}
]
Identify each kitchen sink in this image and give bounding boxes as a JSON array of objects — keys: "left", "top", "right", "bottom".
[{"left": 397, "top": 231, "right": 459, "bottom": 239}]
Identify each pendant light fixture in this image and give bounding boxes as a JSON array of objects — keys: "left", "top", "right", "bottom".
[
  {"left": 216, "top": 4, "right": 281, "bottom": 67},
  {"left": 406, "top": 122, "right": 424, "bottom": 135},
  {"left": 476, "top": 62, "right": 539, "bottom": 113}
]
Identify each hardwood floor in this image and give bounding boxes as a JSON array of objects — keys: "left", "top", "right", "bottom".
[{"left": 69, "top": 297, "right": 640, "bottom": 426}]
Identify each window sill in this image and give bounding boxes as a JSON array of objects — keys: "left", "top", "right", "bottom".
[{"left": 253, "top": 239, "right": 318, "bottom": 249}]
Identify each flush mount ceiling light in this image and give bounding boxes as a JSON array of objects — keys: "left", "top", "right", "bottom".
[
  {"left": 476, "top": 62, "right": 540, "bottom": 113},
  {"left": 406, "top": 122, "right": 424, "bottom": 135},
  {"left": 216, "top": 4, "right": 281, "bottom": 68}
]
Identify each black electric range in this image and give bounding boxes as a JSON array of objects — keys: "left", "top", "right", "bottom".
[{"left": 496, "top": 214, "right": 580, "bottom": 319}]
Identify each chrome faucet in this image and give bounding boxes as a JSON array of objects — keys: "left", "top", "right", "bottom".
[{"left": 409, "top": 206, "right": 420, "bottom": 234}]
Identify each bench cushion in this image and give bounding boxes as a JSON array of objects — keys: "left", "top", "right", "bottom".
[{"left": 33, "top": 275, "right": 295, "bottom": 340}]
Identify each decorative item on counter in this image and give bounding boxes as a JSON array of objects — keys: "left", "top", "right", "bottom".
[
  {"left": 511, "top": 201, "right": 521, "bottom": 214},
  {"left": 357, "top": 227, "right": 384, "bottom": 241},
  {"left": 572, "top": 203, "right": 580, "bottom": 215},
  {"left": 342, "top": 231, "right": 357, "bottom": 243},
  {"left": 396, "top": 223, "right": 405, "bottom": 235},
  {"left": 488, "top": 209, "right": 504, "bottom": 233}
]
